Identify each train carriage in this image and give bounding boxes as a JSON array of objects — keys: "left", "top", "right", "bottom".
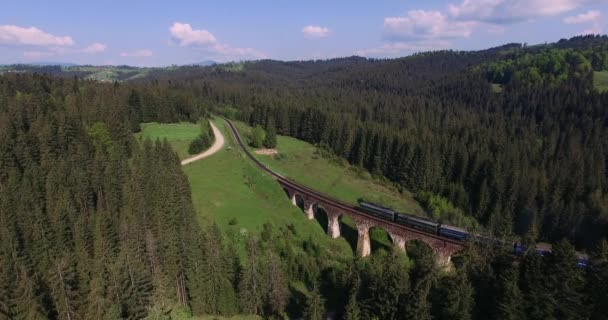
[
  {"left": 438, "top": 224, "right": 470, "bottom": 241},
  {"left": 358, "top": 200, "right": 396, "bottom": 221},
  {"left": 395, "top": 213, "right": 439, "bottom": 234}
]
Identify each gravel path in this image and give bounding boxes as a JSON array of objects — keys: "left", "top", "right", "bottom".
[{"left": 180, "top": 121, "right": 225, "bottom": 166}]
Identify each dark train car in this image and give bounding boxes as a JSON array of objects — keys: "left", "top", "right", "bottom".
[
  {"left": 358, "top": 200, "right": 396, "bottom": 221},
  {"left": 439, "top": 224, "right": 470, "bottom": 241},
  {"left": 395, "top": 213, "right": 439, "bottom": 234},
  {"left": 577, "top": 257, "right": 589, "bottom": 268}
]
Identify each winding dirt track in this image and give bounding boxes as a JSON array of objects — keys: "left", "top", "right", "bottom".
[{"left": 180, "top": 121, "right": 224, "bottom": 166}]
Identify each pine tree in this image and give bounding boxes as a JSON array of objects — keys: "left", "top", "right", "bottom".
[
  {"left": 12, "top": 266, "right": 47, "bottom": 320},
  {"left": 432, "top": 271, "right": 473, "bottom": 320},
  {"left": 548, "top": 239, "right": 586, "bottom": 319},
  {"left": 238, "top": 237, "right": 264, "bottom": 315},
  {"left": 344, "top": 278, "right": 361, "bottom": 320},
  {"left": 303, "top": 282, "right": 325, "bottom": 320},
  {"left": 263, "top": 123, "right": 277, "bottom": 148},
  {"left": 251, "top": 125, "right": 265, "bottom": 148},
  {"left": 496, "top": 264, "right": 524, "bottom": 320},
  {"left": 48, "top": 253, "right": 81, "bottom": 320},
  {"left": 265, "top": 252, "right": 289, "bottom": 317},
  {"left": 587, "top": 240, "right": 608, "bottom": 319}
]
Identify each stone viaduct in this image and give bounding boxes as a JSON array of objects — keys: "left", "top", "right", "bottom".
[
  {"left": 222, "top": 116, "right": 464, "bottom": 266},
  {"left": 279, "top": 180, "right": 463, "bottom": 266}
]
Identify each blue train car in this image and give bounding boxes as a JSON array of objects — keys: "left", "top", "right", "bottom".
[
  {"left": 439, "top": 224, "right": 470, "bottom": 241},
  {"left": 358, "top": 200, "right": 396, "bottom": 221},
  {"left": 395, "top": 213, "right": 439, "bottom": 234},
  {"left": 577, "top": 258, "right": 589, "bottom": 268}
]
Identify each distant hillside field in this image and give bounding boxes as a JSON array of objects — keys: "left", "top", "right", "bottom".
[
  {"left": 138, "top": 122, "right": 201, "bottom": 159},
  {"left": 232, "top": 121, "right": 424, "bottom": 216},
  {"left": 595, "top": 71, "right": 608, "bottom": 92}
]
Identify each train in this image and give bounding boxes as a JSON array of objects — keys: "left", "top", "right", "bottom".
[
  {"left": 358, "top": 200, "right": 467, "bottom": 240},
  {"left": 358, "top": 200, "right": 589, "bottom": 267}
]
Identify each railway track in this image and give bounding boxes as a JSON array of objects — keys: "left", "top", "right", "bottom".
[{"left": 220, "top": 116, "right": 464, "bottom": 245}]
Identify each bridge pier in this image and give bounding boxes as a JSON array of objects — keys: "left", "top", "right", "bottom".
[
  {"left": 355, "top": 220, "right": 374, "bottom": 257},
  {"left": 304, "top": 201, "right": 315, "bottom": 220},
  {"left": 388, "top": 232, "right": 407, "bottom": 252},
  {"left": 327, "top": 211, "right": 341, "bottom": 239},
  {"left": 290, "top": 192, "right": 297, "bottom": 206},
  {"left": 433, "top": 241, "right": 462, "bottom": 268}
]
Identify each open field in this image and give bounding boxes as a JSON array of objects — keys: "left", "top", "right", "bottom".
[
  {"left": 232, "top": 121, "right": 424, "bottom": 216},
  {"left": 182, "top": 119, "right": 354, "bottom": 257},
  {"left": 595, "top": 71, "right": 608, "bottom": 92},
  {"left": 138, "top": 122, "right": 201, "bottom": 159},
  {"left": 139, "top": 118, "right": 407, "bottom": 256}
]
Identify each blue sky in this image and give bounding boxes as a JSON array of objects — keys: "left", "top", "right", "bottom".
[{"left": 0, "top": 0, "right": 606, "bottom": 66}]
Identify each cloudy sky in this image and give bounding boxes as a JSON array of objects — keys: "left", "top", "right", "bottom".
[{"left": 0, "top": 0, "right": 606, "bottom": 66}]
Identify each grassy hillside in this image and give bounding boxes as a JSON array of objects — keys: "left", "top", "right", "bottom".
[
  {"left": 594, "top": 71, "right": 608, "bottom": 92},
  {"left": 138, "top": 118, "right": 406, "bottom": 255},
  {"left": 232, "top": 121, "right": 424, "bottom": 216}
]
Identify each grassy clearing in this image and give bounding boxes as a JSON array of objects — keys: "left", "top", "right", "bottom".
[
  {"left": 491, "top": 83, "right": 503, "bottom": 93},
  {"left": 231, "top": 121, "right": 424, "bottom": 216},
  {"left": 182, "top": 118, "right": 354, "bottom": 258},
  {"left": 594, "top": 71, "right": 608, "bottom": 92},
  {"left": 138, "top": 122, "right": 200, "bottom": 159}
]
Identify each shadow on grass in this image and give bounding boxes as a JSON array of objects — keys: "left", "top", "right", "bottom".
[
  {"left": 339, "top": 215, "right": 358, "bottom": 254},
  {"left": 314, "top": 207, "right": 329, "bottom": 234},
  {"left": 370, "top": 227, "right": 392, "bottom": 253}
]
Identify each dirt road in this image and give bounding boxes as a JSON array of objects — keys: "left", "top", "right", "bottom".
[{"left": 180, "top": 121, "right": 225, "bottom": 166}]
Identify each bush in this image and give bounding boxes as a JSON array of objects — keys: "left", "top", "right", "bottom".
[{"left": 187, "top": 120, "right": 214, "bottom": 155}]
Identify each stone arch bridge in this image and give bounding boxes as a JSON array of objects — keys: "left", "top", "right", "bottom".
[{"left": 223, "top": 117, "right": 464, "bottom": 266}]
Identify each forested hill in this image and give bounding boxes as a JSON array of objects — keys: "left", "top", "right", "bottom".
[{"left": 137, "top": 35, "right": 608, "bottom": 250}]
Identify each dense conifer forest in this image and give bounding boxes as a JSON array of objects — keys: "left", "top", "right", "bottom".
[{"left": 1, "top": 35, "right": 608, "bottom": 319}]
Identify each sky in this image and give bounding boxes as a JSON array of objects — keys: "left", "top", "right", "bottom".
[{"left": 0, "top": 0, "right": 607, "bottom": 66}]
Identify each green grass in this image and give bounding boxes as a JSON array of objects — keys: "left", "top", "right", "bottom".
[
  {"left": 140, "top": 117, "right": 411, "bottom": 259},
  {"left": 138, "top": 122, "right": 201, "bottom": 159},
  {"left": 182, "top": 118, "right": 354, "bottom": 258},
  {"left": 594, "top": 71, "right": 608, "bottom": 92},
  {"left": 232, "top": 121, "right": 424, "bottom": 216},
  {"left": 491, "top": 83, "right": 503, "bottom": 93}
]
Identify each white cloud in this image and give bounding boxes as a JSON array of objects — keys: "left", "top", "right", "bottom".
[
  {"left": 384, "top": 10, "right": 476, "bottom": 41},
  {"left": 564, "top": 10, "right": 601, "bottom": 23},
  {"left": 81, "top": 42, "right": 106, "bottom": 54},
  {"left": 22, "top": 43, "right": 106, "bottom": 60},
  {"left": 449, "top": 0, "right": 607, "bottom": 24},
  {"left": 0, "top": 25, "right": 73, "bottom": 47},
  {"left": 356, "top": 40, "right": 451, "bottom": 57},
  {"left": 169, "top": 22, "right": 266, "bottom": 60},
  {"left": 170, "top": 22, "right": 217, "bottom": 47},
  {"left": 564, "top": 10, "right": 603, "bottom": 34},
  {"left": 120, "top": 49, "right": 153, "bottom": 57},
  {"left": 302, "top": 25, "right": 330, "bottom": 38}
]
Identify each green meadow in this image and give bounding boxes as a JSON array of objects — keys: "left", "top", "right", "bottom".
[
  {"left": 594, "top": 71, "right": 608, "bottom": 92},
  {"left": 232, "top": 121, "right": 424, "bottom": 216},
  {"left": 138, "top": 122, "right": 201, "bottom": 159}
]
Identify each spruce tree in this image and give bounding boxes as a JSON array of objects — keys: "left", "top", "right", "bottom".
[
  {"left": 265, "top": 252, "right": 289, "bottom": 317},
  {"left": 496, "top": 264, "right": 524, "bottom": 320},
  {"left": 251, "top": 125, "right": 265, "bottom": 148},
  {"left": 238, "top": 237, "right": 264, "bottom": 315},
  {"left": 12, "top": 266, "right": 47, "bottom": 320},
  {"left": 304, "top": 282, "right": 325, "bottom": 320},
  {"left": 263, "top": 123, "right": 277, "bottom": 148},
  {"left": 344, "top": 278, "right": 361, "bottom": 320},
  {"left": 587, "top": 240, "right": 608, "bottom": 319}
]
